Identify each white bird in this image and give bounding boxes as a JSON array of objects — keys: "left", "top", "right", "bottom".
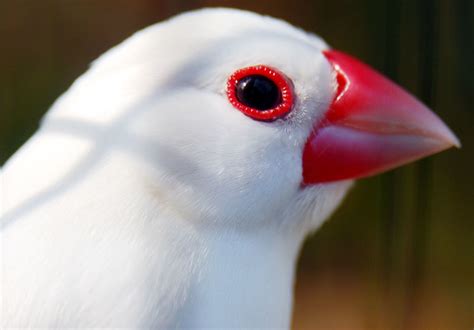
[{"left": 0, "top": 8, "right": 459, "bottom": 329}]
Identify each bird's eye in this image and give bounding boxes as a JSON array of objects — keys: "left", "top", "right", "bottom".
[{"left": 227, "top": 65, "right": 294, "bottom": 121}]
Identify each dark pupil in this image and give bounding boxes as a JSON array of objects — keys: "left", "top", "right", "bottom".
[{"left": 235, "top": 75, "right": 281, "bottom": 110}]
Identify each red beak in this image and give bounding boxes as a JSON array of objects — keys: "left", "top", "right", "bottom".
[{"left": 302, "top": 50, "right": 460, "bottom": 184}]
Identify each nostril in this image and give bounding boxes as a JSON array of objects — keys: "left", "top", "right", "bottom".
[{"left": 334, "top": 67, "right": 349, "bottom": 102}]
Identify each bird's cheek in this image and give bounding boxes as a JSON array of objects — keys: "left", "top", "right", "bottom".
[{"left": 301, "top": 50, "right": 459, "bottom": 184}]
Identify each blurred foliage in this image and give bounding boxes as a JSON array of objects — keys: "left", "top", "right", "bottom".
[{"left": 1, "top": 0, "right": 472, "bottom": 329}]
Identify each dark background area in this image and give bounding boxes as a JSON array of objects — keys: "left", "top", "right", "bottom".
[{"left": 1, "top": 0, "right": 472, "bottom": 329}]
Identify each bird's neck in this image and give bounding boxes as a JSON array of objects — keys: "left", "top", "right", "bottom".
[{"left": 174, "top": 223, "right": 304, "bottom": 329}]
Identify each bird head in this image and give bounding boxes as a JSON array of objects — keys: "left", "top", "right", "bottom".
[{"left": 46, "top": 8, "right": 459, "bottom": 234}]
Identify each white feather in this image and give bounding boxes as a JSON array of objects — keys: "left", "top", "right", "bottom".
[{"left": 1, "top": 8, "right": 352, "bottom": 328}]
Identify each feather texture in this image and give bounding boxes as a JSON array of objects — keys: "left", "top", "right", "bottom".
[{"left": 1, "top": 8, "right": 352, "bottom": 328}]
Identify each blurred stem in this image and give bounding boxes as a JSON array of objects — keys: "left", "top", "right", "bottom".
[
  {"left": 379, "top": 0, "right": 402, "bottom": 328},
  {"left": 404, "top": 0, "right": 439, "bottom": 327}
]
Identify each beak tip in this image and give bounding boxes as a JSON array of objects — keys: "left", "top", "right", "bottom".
[
  {"left": 450, "top": 132, "right": 462, "bottom": 149},
  {"left": 451, "top": 137, "right": 461, "bottom": 149},
  {"left": 435, "top": 122, "right": 461, "bottom": 149}
]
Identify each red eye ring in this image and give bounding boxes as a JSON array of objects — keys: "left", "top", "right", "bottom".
[{"left": 226, "top": 65, "right": 294, "bottom": 121}]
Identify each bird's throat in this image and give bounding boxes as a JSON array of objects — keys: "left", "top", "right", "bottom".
[{"left": 173, "top": 226, "right": 303, "bottom": 329}]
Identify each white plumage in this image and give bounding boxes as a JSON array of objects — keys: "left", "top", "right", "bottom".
[
  {"left": 1, "top": 8, "right": 350, "bottom": 328},
  {"left": 1, "top": 8, "right": 457, "bottom": 329}
]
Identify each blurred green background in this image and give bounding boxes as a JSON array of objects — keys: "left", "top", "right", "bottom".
[{"left": 1, "top": 0, "right": 472, "bottom": 329}]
